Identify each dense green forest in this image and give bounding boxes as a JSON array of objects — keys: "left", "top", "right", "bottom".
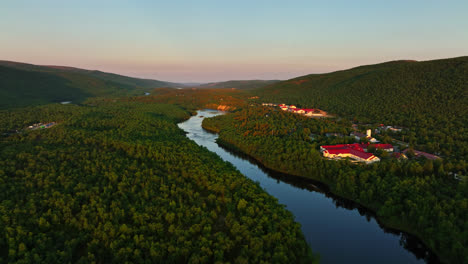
[
  {"left": 0, "top": 61, "right": 176, "bottom": 89},
  {"left": 0, "top": 61, "right": 176, "bottom": 109},
  {"left": 1, "top": 56, "right": 466, "bottom": 263},
  {"left": 203, "top": 107, "right": 468, "bottom": 263},
  {"left": 196, "top": 80, "right": 279, "bottom": 90},
  {"left": 0, "top": 101, "right": 317, "bottom": 263},
  {"left": 134, "top": 88, "right": 249, "bottom": 111},
  {"left": 254, "top": 57, "right": 468, "bottom": 161}
]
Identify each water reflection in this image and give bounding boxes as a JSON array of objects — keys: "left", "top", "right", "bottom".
[{"left": 178, "top": 109, "right": 439, "bottom": 264}]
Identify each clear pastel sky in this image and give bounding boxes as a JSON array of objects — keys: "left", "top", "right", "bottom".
[{"left": 1, "top": 0, "right": 467, "bottom": 82}]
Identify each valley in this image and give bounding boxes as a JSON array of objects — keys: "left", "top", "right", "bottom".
[{"left": 0, "top": 56, "right": 466, "bottom": 264}]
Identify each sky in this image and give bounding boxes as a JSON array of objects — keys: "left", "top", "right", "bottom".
[{"left": 1, "top": 0, "right": 467, "bottom": 82}]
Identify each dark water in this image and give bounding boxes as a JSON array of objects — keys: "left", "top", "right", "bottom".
[{"left": 178, "top": 109, "right": 438, "bottom": 264}]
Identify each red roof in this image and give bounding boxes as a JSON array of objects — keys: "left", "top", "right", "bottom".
[
  {"left": 373, "top": 144, "right": 393, "bottom": 150},
  {"left": 321, "top": 143, "right": 365, "bottom": 152},
  {"left": 325, "top": 148, "right": 374, "bottom": 160},
  {"left": 321, "top": 144, "right": 349, "bottom": 150},
  {"left": 323, "top": 143, "right": 393, "bottom": 150},
  {"left": 321, "top": 143, "right": 384, "bottom": 160}
]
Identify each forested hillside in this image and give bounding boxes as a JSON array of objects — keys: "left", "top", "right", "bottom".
[
  {"left": 198, "top": 80, "right": 279, "bottom": 90},
  {"left": 203, "top": 107, "right": 468, "bottom": 263},
  {"left": 255, "top": 57, "right": 468, "bottom": 160},
  {"left": 136, "top": 88, "right": 249, "bottom": 111},
  {"left": 0, "top": 61, "right": 175, "bottom": 109},
  {"left": 0, "top": 61, "right": 176, "bottom": 89},
  {"left": 0, "top": 102, "right": 317, "bottom": 263}
]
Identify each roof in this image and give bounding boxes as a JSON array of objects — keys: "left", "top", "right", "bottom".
[
  {"left": 321, "top": 143, "right": 365, "bottom": 153},
  {"left": 321, "top": 143, "right": 388, "bottom": 160},
  {"left": 402, "top": 149, "right": 440, "bottom": 160},
  {"left": 373, "top": 144, "right": 393, "bottom": 150},
  {"left": 325, "top": 148, "right": 374, "bottom": 160}
]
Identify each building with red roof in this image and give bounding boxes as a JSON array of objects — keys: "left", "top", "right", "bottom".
[
  {"left": 372, "top": 144, "right": 394, "bottom": 152},
  {"left": 320, "top": 144, "right": 380, "bottom": 164},
  {"left": 293, "top": 108, "right": 306, "bottom": 114}
]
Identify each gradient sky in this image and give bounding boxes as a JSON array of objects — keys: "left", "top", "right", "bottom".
[{"left": 1, "top": 0, "right": 467, "bottom": 82}]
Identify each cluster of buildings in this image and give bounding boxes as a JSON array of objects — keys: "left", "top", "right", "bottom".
[
  {"left": 262, "top": 103, "right": 326, "bottom": 117},
  {"left": 28, "top": 122, "right": 56, "bottom": 130},
  {"left": 320, "top": 143, "right": 395, "bottom": 164},
  {"left": 261, "top": 103, "right": 440, "bottom": 164},
  {"left": 319, "top": 129, "right": 414, "bottom": 164},
  {"left": 3, "top": 122, "right": 57, "bottom": 137},
  {"left": 320, "top": 127, "right": 441, "bottom": 163}
]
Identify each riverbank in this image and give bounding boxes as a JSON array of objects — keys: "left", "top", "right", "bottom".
[
  {"left": 211, "top": 135, "right": 441, "bottom": 263},
  {"left": 200, "top": 110, "right": 458, "bottom": 263},
  {"left": 182, "top": 109, "right": 443, "bottom": 263}
]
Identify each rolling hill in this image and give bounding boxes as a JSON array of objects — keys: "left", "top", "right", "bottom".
[
  {"left": 0, "top": 61, "right": 177, "bottom": 109},
  {"left": 254, "top": 56, "right": 468, "bottom": 159},
  {"left": 198, "top": 80, "right": 280, "bottom": 89},
  {"left": 255, "top": 57, "right": 467, "bottom": 125}
]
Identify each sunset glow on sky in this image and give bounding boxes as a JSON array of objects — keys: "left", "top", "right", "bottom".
[{"left": 1, "top": 0, "right": 467, "bottom": 82}]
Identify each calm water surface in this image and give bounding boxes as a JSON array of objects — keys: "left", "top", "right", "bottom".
[{"left": 178, "top": 109, "right": 437, "bottom": 264}]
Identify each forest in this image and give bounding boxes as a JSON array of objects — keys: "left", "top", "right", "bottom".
[
  {"left": 1, "top": 56, "right": 466, "bottom": 263},
  {"left": 202, "top": 106, "right": 468, "bottom": 264},
  {"left": 254, "top": 57, "right": 468, "bottom": 161},
  {"left": 0, "top": 101, "right": 317, "bottom": 263},
  {"left": 195, "top": 80, "right": 279, "bottom": 90},
  {"left": 0, "top": 61, "right": 176, "bottom": 109},
  {"left": 131, "top": 88, "right": 249, "bottom": 112}
]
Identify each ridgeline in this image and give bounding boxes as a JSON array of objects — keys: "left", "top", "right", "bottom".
[{"left": 0, "top": 61, "right": 177, "bottom": 109}]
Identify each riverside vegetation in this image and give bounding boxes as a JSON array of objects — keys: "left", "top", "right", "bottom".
[
  {"left": 223, "top": 57, "right": 467, "bottom": 263},
  {"left": 0, "top": 101, "right": 317, "bottom": 263},
  {"left": 202, "top": 106, "right": 468, "bottom": 264},
  {"left": 254, "top": 57, "right": 468, "bottom": 160},
  {"left": 1, "top": 56, "right": 466, "bottom": 263}
]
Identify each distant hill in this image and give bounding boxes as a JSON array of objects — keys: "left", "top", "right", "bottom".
[
  {"left": 254, "top": 56, "right": 468, "bottom": 159},
  {"left": 198, "top": 80, "right": 280, "bottom": 90},
  {"left": 255, "top": 56, "right": 467, "bottom": 125},
  {"left": 0, "top": 61, "right": 177, "bottom": 109}
]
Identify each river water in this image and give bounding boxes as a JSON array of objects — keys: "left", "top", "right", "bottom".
[{"left": 178, "top": 109, "right": 437, "bottom": 264}]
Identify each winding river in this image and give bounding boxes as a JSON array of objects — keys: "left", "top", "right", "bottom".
[{"left": 178, "top": 109, "right": 438, "bottom": 264}]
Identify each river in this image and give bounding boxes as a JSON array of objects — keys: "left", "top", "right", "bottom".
[{"left": 178, "top": 109, "right": 438, "bottom": 264}]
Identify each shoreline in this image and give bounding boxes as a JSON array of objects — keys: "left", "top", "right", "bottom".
[{"left": 200, "top": 120, "right": 443, "bottom": 263}]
